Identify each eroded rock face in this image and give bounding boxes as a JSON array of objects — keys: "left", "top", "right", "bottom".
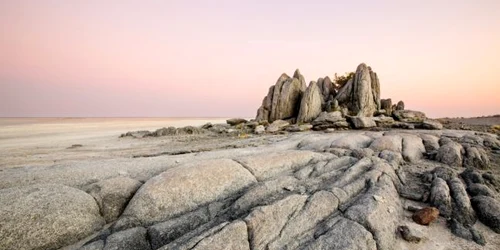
[
  {"left": 381, "top": 98, "right": 393, "bottom": 115},
  {"left": 334, "top": 63, "right": 381, "bottom": 117},
  {"left": 256, "top": 70, "right": 305, "bottom": 122},
  {"left": 85, "top": 177, "right": 142, "bottom": 223},
  {"left": 316, "top": 76, "right": 335, "bottom": 106},
  {"left": 0, "top": 184, "right": 105, "bottom": 250},
  {"left": 9, "top": 129, "right": 500, "bottom": 249},
  {"left": 122, "top": 159, "right": 257, "bottom": 225},
  {"left": 392, "top": 110, "right": 426, "bottom": 123},
  {"left": 471, "top": 196, "right": 500, "bottom": 233},
  {"left": 297, "top": 81, "right": 323, "bottom": 123}
]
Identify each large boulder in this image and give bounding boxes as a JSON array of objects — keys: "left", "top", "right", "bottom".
[
  {"left": 122, "top": 159, "right": 257, "bottom": 225},
  {"left": 470, "top": 195, "right": 500, "bottom": 233},
  {"left": 430, "top": 178, "right": 452, "bottom": 217},
  {"left": 348, "top": 117, "right": 377, "bottom": 129},
  {"left": 436, "top": 141, "right": 464, "bottom": 167},
  {"left": 421, "top": 119, "right": 443, "bottom": 130},
  {"left": 85, "top": 177, "right": 142, "bottom": 223},
  {"left": 0, "top": 184, "right": 105, "bottom": 250},
  {"left": 297, "top": 81, "right": 323, "bottom": 123},
  {"left": 226, "top": 118, "right": 248, "bottom": 126},
  {"left": 369, "top": 135, "right": 403, "bottom": 153},
  {"left": 380, "top": 98, "right": 393, "bottom": 115},
  {"left": 392, "top": 110, "right": 426, "bottom": 123},
  {"left": 316, "top": 76, "right": 335, "bottom": 106},
  {"left": 256, "top": 70, "right": 305, "bottom": 122},
  {"left": 463, "top": 145, "right": 490, "bottom": 169},
  {"left": 395, "top": 100, "right": 405, "bottom": 110},
  {"left": 401, "top": 134, "right": 425, "bottom": 162},
  {"left": 266, "top": 119, "right": 290, "bottom": 133},
  {"left": 334, "top": 63, "right": 380, "bottom": 117},
  {"left": 449, "top": 178, "right": 476, "bottom": 226}
]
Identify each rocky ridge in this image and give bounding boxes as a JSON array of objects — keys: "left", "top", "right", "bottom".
[{"left": 2, "top": 129, "right": 500, "bottom": 250}]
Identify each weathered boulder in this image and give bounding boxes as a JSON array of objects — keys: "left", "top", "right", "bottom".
[
  {"left": 349, "top": 116, "right": 377, "bottom": 129},
  {"left": 449, "top": 178, "right": 476, "bottom": 226},
  {"left": 266, "top": 119, "right": 290, "bottom": 133},
  {"left": 461, "top": 168, "right": 485, "bottom": 185},
  {"left": 381, "top": 98, "right": 393, "bottom": 115},
  {"left": 254, "top": 125, "right": 265, "bottom": 134},
  {"left": 316, "top": 76, "right": 335, "bottom": 106},
  {"left": 470, "top": 195, "right": 500, "bottom": 233},
  {"left": 122, "top": 159, "right": 257, "bottom": 225},
  {"left": 420, "top": 134, "right": 440, "bottom": 152},
  {"left": 304, "top": 217, "right": 377, "bottom": 250},
  {"left": 236, "top": 150, "right": 323, "bottom": 181},
  {"left": 392, "top": 110, "right": 426, "bottom": 123},
  {"left": 430, "top": 178, "right": 452, "bottom": 217},
  {"left": 311, "top": 111, "right": 349, "bottom": 130},
  {"left": 297, "top": 81, "right": 323, "bottom": 123},
  {"left": 369, "top": 135, "right": 403, "bottom": 153},
  {"left": 463, "top": 145, "right": 490, "bottom": 169},
  {"left": 401, "top": 134, "right": 426, "bottom": 162},
  {"left": 226, "top": 118, "right": 248, "bottom": 126},
  {"left": 436, "top": 141, "right": 463, "bottom": 167},
  {"left": 85, "top": 177, "right": 142, "bottom": 223},
  {"left": 467, "top": 183, "right": 495, "bottom": 197},
  {"left": 286, "top": 124, "right": 313, "bottom": 132},
  {"left": 0, "top": 184, "right": 105, "bottom": 250},
  {"left": 313, "top": 111, "right": 343, "bottom": 123},
  {"left": 421, "top": 119, "right": 443, "bottom": 130},
  {"left": 334, "top": 63, "right": 380, "bottom": 117},
  {"left": 103, "top": 227, "right": 151, "bottom": 250},
  {"left": 395, "top": 100, "right": 405, "bottom": 110},
  {"left": 372, "top": 116, "right": 395, "bottom": 127},
  {"left": 256, "top": 70, "right": 305, "bottom": 122},
  {"left": 331, "top": 134, "right": 374, "bottom": 149},
  {"left": 412, "top": 207, "right": 439, "bottom": 225}
]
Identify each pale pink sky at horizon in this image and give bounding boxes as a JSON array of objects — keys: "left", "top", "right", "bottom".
[{"left": 1, "top": 0, "right": 499, "bottom": 118}]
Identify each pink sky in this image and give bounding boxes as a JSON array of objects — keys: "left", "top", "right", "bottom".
[{"left": 1, "top": 0, "right": 499, "bottom": 118}]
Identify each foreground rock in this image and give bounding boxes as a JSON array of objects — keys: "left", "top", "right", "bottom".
[
  {"left": 0, "top": 184, "right": 105, "bottom": 250},
  {"left": 412, "top": 207, "right": 439, "bottom": 225},
  {"left": 85, "top": 177, "right": 142, "bottom": 222},
  {"left": 4, "top": 128, "right": 500, "bottom": 249},
  {"left": 122, "top": 159, "right": 257, "bottom": 225}
]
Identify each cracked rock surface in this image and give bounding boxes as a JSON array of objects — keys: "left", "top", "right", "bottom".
[{"left": 1, "top": 129, "right": 500, "bottom": 250}]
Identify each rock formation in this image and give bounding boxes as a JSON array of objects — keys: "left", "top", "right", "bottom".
[
  {"left": 335, "top": 63, "right": 380, "bottom": 117},
  {"left": 297, "top": 81, "right": 323, "bottom": 123},
  {"left": 255, "top": 62, "right": 433, "bottom": 131},
  {"left": 2, "top": 127, "right": 500, "bottom": 249},
  {"left": 256, "top": 69, "right": 306, "bottom": 122}
]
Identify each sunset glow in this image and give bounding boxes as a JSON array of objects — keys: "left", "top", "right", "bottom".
[{"left": 1, "top": 0, "right": 499, "bottom": 118}]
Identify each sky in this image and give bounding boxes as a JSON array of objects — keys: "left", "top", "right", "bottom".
[{"left": 1, "top": 0, "right": 499, "bottom": 118}]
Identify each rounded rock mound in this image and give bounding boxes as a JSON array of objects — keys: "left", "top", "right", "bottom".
[{"left": 0, "top": 184, "right": 105, "bottom": 250}]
